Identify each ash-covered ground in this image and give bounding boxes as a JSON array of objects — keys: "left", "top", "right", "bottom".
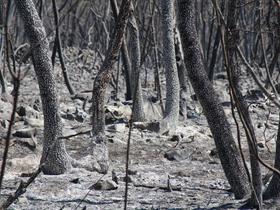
[{"left": 0, "top": 48, "right": 279, "bottom": 209}]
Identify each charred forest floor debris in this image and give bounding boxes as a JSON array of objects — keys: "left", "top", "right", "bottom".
[{"left": 0, "top": 48, "right": 280, "bottom": 209}]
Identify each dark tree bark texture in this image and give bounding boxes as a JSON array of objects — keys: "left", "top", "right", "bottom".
[
  {"left": 176, "top": 0, "right": 250, "bottom": 199},
  {"left": 129, "top": 13, "right": 146, "bottom": 122},
  {"left": 160, "top": 0, "right": 180, "bottom": 134},
  {"left": 226, "top": 0, "right": 262, "bottom": 207},
  {"left": 91, "top": 0, "right": 132, "bottom": 173},
  {"left": 15, "top": 0, "right": 71, "bottom": 175}
]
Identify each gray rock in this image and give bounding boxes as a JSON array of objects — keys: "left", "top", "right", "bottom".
[
  {"left": 16, "top": 105, "right": 41, "bottom": 118},
  {"left": 133, "top": 121, "right": 160, "bottom": 132},
  {"left": 187, "top": 111, "right": 199, "bottom": 119},
  {"left": 164, "top": 150, "right": 183, "bottom": 161},
  {"left": 13, "top": 128, "right": 37, "bottom": 138},
  {"left": 61, "top": 107, "right": 88, "bottom": 122},
  {"left": 105, "top": 104, "right": 131, "bottom": 124},
  {"left": 75, "top": 110, "right": 87, "bottom": 122},
  {"left": 62, "top": 128, "right": 77, "bottom": 137},
  {"left": 107, "top": 123, "right": 126, "bottom": 132},
  {"left": 15, "top": 137, "right": 37, "bottom": 150},
  {"left": 164, "top": 149, "right": 191, "bottom": 161},
  {"left": 24, "top": 118, "right": 44, "bottom": 128},
  {"left": 169, "top": 134, "right": 181, "bottom": 142},
  {"left": 89, "top": 179, "right": 118, "bottom": 191},
  {"left": 73, "top": 135, "right": 110, "bottom": 174},
  {"left": 7, "top": 154, "right": 40, "bottom": 173}
]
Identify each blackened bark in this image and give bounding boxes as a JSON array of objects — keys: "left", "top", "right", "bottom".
[
  {"left": 152, "top": 14, "right": 164, "bottom": 112},
  {"left": 51, "top": 0, "right": 75, "bottom": 96},
  {"left": 15, "top": 0, "right": 71, "bottom": 174},
  {"left": 0, "top": 68, "right": 5, "bottom": 94},
  {"left": 174, "top": 28, "right": 187, "bottom": 120},
  {"left": 129, "top": 14, "right": 146, "bottom": 122},
  {"left": 263, "top": 113, "right": 280, "bottom": 199},
  {"left": 226, "top": 0, "right": 262, "bottom": 207},
  {"left": 68, "top": 5, "right": 77, "bottom": 46},
  {"left": 160, "top": 0, "right": 180, "bottom": 133},
  {"left": 177, "top": 0, "right": 250, "bottom": 199},
  {"left": 208, "top": 0, "right": 224, "bottom": 82},
  {"left": 264, "top": 9, "right": 280, "bottom": 198},
  {"left": 0, "top": 0, "right": 6, "bottom": 94},
  {"left": 110, "top": 0, "right": 132, "bottom": 100},
  {"left": 268, "top": 7, "right": 280, "bottom": 79},
  {"left": 91, "top": 0, "right": 132, "bottom": 173}
]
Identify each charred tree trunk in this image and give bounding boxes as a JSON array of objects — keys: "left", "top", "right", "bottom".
[
  {"left": 51, "top": 0, "right": 75, "bottom": 96},
  {"left": 226, "top": 0, "right": 262, "bottom": 207},
  {"left": 152, "top": 11, "right": 164, "bottom": 112},
  {"left": 15, "top": 0, "right": 71, "bottom": 175},
  {"left": 128, "top": 13, "right": 146, "bottom": 122},
  {"left": 263, "top": 7, "right": 280, "bottom": 199},
  {"left": 68, "top": 5, "right": 77, "bottom": 47},
  {"left": 176, "top": 0, "right": 250, "bottom": 199},
  {"left": 110, "top": 0, "right": 132, "bottom": 101},
  {"left": 267, "top": 6, "right": 280, "bottom": 81},
  {"left": 121, "top": 44, "right": 133, "bottom": 100},
  {"left": 0, "top": 69, "right": 5, "bottom": 94},
  {"left": 263, "top": 113, "right": 280, "bottom": 199},
  {"left": 91, "top": 0, "right": 131, "bottom": 173},
  {"left": 0, "top": 0, "right": 6, "bottom": 94},
  {"left": 208, "top": 0, "right": 224, "bottom": 82},
  {"left": 174, "top": 28, "right": 187, "bottom": 120},
  {"left": 160, "top": 0, "right": 180, "bottom": 134}
]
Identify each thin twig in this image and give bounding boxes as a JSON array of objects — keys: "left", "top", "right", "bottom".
[
  {"left": 213, "top": 0, "right": 280, "bottom": 109},
  {"left": 213, "top": 0, "right": 253, "bottom": 195},
  {"left": 212, "top": 0, "right": 280, "bottom": 179},
  {"left": 58, "top": 130, "right": 91, "bottom": 140},
  {"left": 257, "top": 0, "right": 278, "bottom": 96},
  {"left": 73, "top": 174, "right": 106, "bottom": 210},
  {"left": 263, "top": 110, "right": 272, "bottom": 153},
  {"left": 0, "top": 40, "right": 21, "bottom": 193},
  {"left": 0, "top": 168, "right": 42, "bottom": 209}
]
